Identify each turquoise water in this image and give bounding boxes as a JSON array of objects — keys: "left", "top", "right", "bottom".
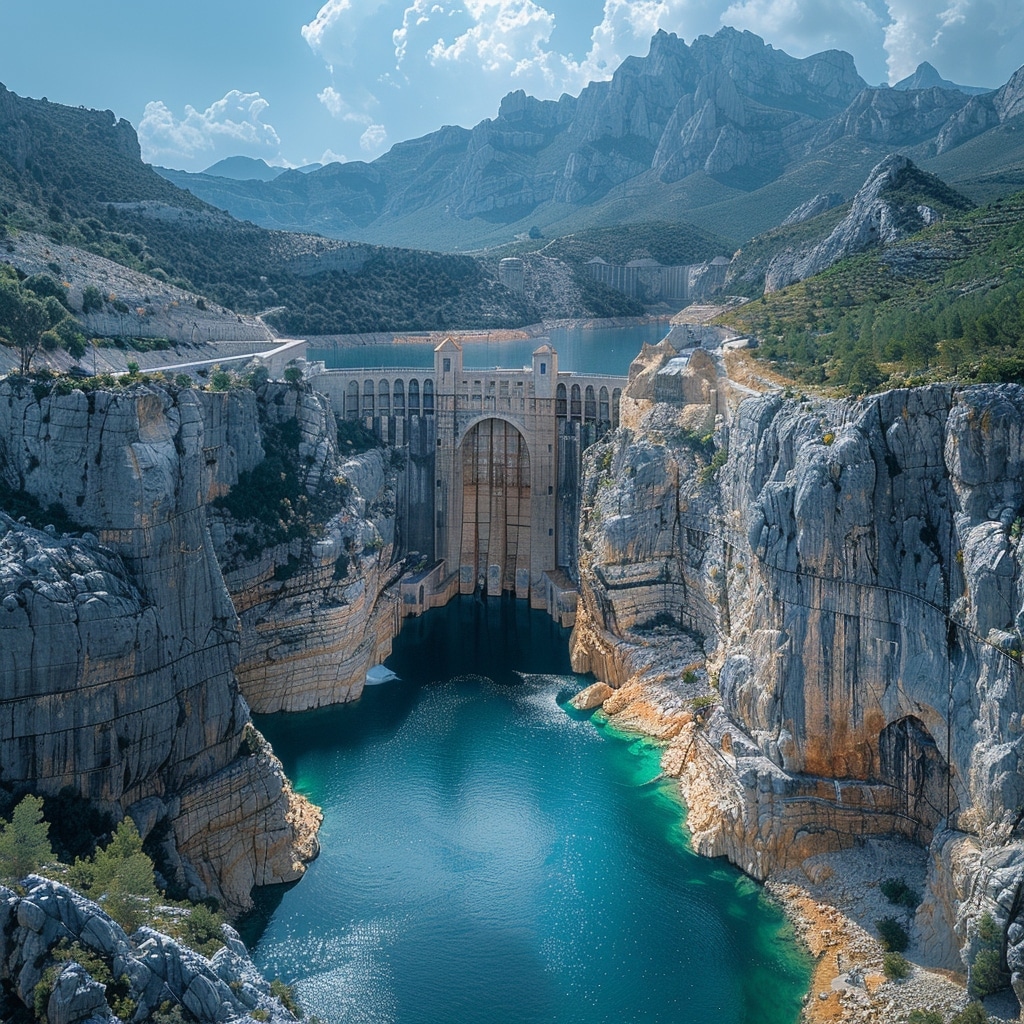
[
  {"left": 249, "top": 598, "right": 810, "bottom": 1024},
  {"left": 308, "top": 321, "right": 669, "bottom": 376}
]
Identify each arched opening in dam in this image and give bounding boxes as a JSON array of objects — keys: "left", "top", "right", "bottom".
[
  {"left": 247, "top": 598, "right": 811, "bottom": 1024},
  {"left": 459, "top": 418, "right": 531, "bottom": 596}
]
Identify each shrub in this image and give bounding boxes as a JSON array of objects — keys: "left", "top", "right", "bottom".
[
  {"left": 907, "top": 1011, "right": 943, "bottom": 1024},
  {"left": 0, "top": 795, "right": 56, "bottom": 882},
  {"left": 970, "top": 911, "right": 1006, "bottom": 998},
  {"left": 207, "top": 365, "right": 234, "bottom": 392},
  {"left": 970, "top": 947, "right": 1003, "bottom": 998},
  {"left": 698, "top": 446, "right": 728, "bottom": 486},
  {"left": 66, "top": 819, "right": 159, "bottom": 935},
  {"left": 81, "top": 285, "right": 104, "bottom": 313},
  {"left": 270, "top": 979, "right": 300, "bottom": 1016},
  {"left": 880, "top": 877, "right": 920, "bottom": 909},
  {"left": 877, "top": 917, "right": 909, "bottom": 952},
  {"left": 150, "top": 1002, "right": 191, "bottom": 1024},
  {"left": 181, "top": 902, "right": 225, "bottom": 956},
  {"left": 882, "top": 951, "right": 910, "bottom": 980}
]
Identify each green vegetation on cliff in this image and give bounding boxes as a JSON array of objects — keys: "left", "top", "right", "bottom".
[
  {"left": 724, "top": 190, "right": 1024, "bottom": 392},
  {"left": 0, "top": 265, "right": 88, "bottom": 371}
]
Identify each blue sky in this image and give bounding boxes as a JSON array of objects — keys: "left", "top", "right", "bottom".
[{"left": 1, "top": 0, "right": 1022, "bottom": 173}]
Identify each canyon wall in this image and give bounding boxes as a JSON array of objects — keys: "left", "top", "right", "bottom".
[
  {"left": 207, "top": 386, "right": 402, "bottom": 713},
  {"left": 574, "top": 348, "right": 1024, "bottom": 985},
  {"left": 0, "top": 380, "right": 320, "bottom": 913}
]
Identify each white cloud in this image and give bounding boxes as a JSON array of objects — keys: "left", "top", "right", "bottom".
[
  {"left": 882, "top": 0, "right": 1024, "bottom": 84},
  {"left": 138, "top": 90, "right": 281, "bottom": 164},
  {"left": 303, "top": 0, "right": 391, "bottom": 63},
  {"left": 360, "top": 124, "right": 389, "bottom": 152},
  {"left": 318, "top": 85, "right": 346, "bottom": 117},
  {"left": 427, "top": 0, "right": 558, "bottom": 72},
  {"left": 320, "top": 148, "right": 347, "bottom": 164},
  {"left": 394, "top": 1, "right": 435, "bottom": 67},
  {"left": 318, "top": 86, "right": 375, "bottom": 123},
  {"left": 302, "top": 0, "right": 353, "bottom": 55}
]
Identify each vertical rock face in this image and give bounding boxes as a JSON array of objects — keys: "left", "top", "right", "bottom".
[
  {"left": 0, "top": 381, "right": 318, "bottom": 913},
  {"left": 575, "top": 358, "right": 1024, "bottom": 975},
  {"left": 207, "top": 385, "right": 403, "bottom": 713}
]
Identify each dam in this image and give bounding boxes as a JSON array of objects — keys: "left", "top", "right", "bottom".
[{"left": 308, "top": 337, "right": 626, "bottom": 622}]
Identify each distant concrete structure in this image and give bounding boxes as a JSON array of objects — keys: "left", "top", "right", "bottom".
[
  {"left": 585, "top": 255, "right": 730, "bottom": 303},
  {"left": 308, "top": 337, "right": 625, "bottom": 618},
  {"left": 498, "top": 257, "right": 526, "bottom": 295}
]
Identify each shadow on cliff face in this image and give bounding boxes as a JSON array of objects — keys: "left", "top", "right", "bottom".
[{"left": 236, "top": 877, "right": 300, "bottom": 950}]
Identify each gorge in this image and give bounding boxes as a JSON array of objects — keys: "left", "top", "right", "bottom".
[
  {"left": 3, "top": 22, "right": 1024, "bottom": 1020},
  {"left": 7, "top": 319, "right": 1024, "bottom": 1022}
]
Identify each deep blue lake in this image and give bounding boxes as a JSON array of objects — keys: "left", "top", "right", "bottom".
[
  {"left": 308, "top": 321, "right": 670, "bottom": 376},
  {"left": 249, "top": 598, "right": 810, "bottom": 1024}
]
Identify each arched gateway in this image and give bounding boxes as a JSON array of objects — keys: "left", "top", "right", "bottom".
[
  {"left": 433, "top": 337, "right": 558, "bottom": 603},
  {"left": 460, "top": 418, "right": 532, "bottom": 596},
  {"left": 308, "top": 336, "right": 627, "bottom": 613}
]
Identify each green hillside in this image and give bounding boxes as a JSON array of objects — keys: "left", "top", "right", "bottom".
[
  {"left": 0, "top": 84, "right": 614, "bottom": 336},
  {"left": 723, "top": 190, "right": 1024, "bottom": 392}
]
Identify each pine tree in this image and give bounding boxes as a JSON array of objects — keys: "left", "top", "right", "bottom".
[{"left": 0, "top": 795, "right": 56, "bottom": 881}]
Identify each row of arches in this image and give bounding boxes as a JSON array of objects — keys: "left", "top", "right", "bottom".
[
  {"left": 342, "top": 378, "right": 435, "bottom": 420},
  {"left": 556, "top": 383, "right": 622, "bottom": 427}
]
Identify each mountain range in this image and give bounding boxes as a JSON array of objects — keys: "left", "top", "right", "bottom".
[{"left": 156, "top": 27, "right": 1024, "bottom": 253}]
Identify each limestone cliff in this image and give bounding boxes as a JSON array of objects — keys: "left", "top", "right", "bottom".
[
  {"left": 0, "top": 875, "right": 298, "bottom": 1023},
  {"left": 574, "top": 346, "right": 1024, "bottom": 990},
  {"left": 0, "top": 380, "right": 319, "bottom": 914},
  {"left": 208, "top": 385, "right": 402, "bottom": 713}
]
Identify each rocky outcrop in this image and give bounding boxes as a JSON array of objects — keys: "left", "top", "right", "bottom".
[
  {"left": 893, "top": 62, "right": 991, "bottom": 96},
  {"left": 207, "top": 386, "right": 402, "bottom": 713},
  {"left": 935, "top": 64, "right": 1024, "bottom": 154},
  {"left": 0, "top": 381, "right": 319, "bottom": 913},
  {"left": 763, "top": 154, "right": 964, "bottom": 291},
  {"left": 0, "top": 875, "right": 297, "bottom": 1023},
  {"left": 780, "top": 192, "right": 845, "bottom": 226},
  {"left": 574, "top": 349, "right": 1024, "bottom": 988},
  {"left": 814, "top": 87, "right": 973, "bottom": 150}
]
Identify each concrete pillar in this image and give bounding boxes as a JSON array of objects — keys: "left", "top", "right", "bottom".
[
  {"left": 528, "top": 344, "right": 558, "bottom": 608},
  {"left": 434, "top": 337, "right": 462, "bottom": 575}
]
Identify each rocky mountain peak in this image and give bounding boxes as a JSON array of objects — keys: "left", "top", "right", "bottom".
[
  {"left": 763, "top": 153, "right": 968, "bottom": 291},
  {"left": 995, "top": 63, "right": 1024, "bottom": 120},
  {"left": 893, "top": 61, "right": 991, "bottom": 95}
]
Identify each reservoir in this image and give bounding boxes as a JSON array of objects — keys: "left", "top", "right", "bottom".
[
  {"left": 308, "top": 321, "right": 670, "bottom": 376},
  {"left": 249, "top": 598, "right": 810, "bottom": 1024}
]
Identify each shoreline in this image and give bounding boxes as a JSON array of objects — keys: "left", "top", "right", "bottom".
[
  {"left": 302, "top": 314, "right": 673, "bottom": 349},
  {"left": 570, "top": 674, "right": 1016, "bottom": 1024}
]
